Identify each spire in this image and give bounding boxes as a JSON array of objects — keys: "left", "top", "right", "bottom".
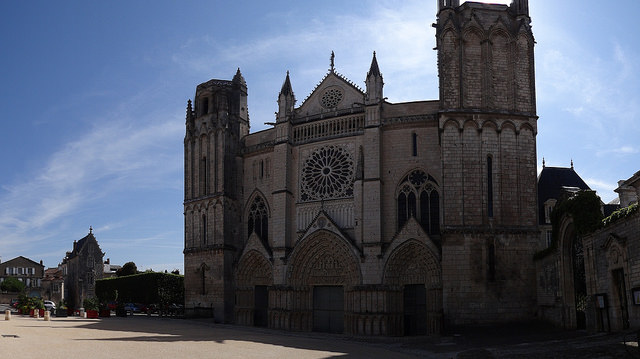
[
  {"left": 280, "top": 71, "right": 293, "bottom": 96},
  {"left": 330, "top": 51, "right": 335, "bottom": 72},
  {"left": 277, "top": 71, "right": 295, "bottom": 122},
  {"left": 365, "top": 51, "right": 383, "bottom": 105},
  {"left": 186, "top": 99, "right": 193, "bottom": 120},
  {"left": 232, "top": 67, "right": 246, "bottom": 87},
  {"left": 367, "top": 51, "right": 381, "bottom": 78}
]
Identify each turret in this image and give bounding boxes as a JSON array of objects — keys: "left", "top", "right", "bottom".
[
  {"left": 438, "top": 0, "right": 459, "bottom": 11},
  {"left": 277, "top": 71, "right": 295, "bottom": 122},
  {"left": 232, "top": 68, "right": 250, "bottom": 137},
  {"left": 510, "top": 0, "right": 529, "bottom": 16},
  {"left": 365, "top": 52, "right": 383, "bottom": 105}
]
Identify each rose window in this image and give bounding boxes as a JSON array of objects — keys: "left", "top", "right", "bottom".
[
  {"left": 301, "top": 145, "right": 354, "bottom": 201},
  {"left": 320, "top": 88, "right": 343, "bottom": 109}
]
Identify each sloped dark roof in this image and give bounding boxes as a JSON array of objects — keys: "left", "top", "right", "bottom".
[
  {"left": 537, "top": 166, "right": 591, "bottom": 224},
  {"left": 66, "top": 230, "right": 101, "bottom": 260},
  {"left": 1, "top": 255, "right": 43, "bottom": 267}
]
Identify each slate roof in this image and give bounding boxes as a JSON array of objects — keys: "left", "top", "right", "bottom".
[{"left": 537, "top": 166, "right": 591, "bottom": 225}]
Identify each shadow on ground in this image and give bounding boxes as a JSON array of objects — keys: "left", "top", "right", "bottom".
[{"left": 59, "top": 317, "right": 640, "bottom": 359}]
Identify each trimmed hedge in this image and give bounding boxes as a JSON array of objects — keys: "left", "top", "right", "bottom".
[{"left": 96, "top": 272, "right": 184, "bottom": 305}]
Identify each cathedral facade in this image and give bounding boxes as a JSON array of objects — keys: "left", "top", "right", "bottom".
[{"left": 183, "top": 0, "right": 539, "bottom": 335}]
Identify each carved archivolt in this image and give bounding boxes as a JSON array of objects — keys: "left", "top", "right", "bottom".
[
  {"left": 288, "top": 231, "right": 361, "bottom": 286},
  {"left": 237, "top": 250, "right": 273, "bottom": 287},
  {"left": 383, "top": 239, "right": 441, "bottom": 288}
]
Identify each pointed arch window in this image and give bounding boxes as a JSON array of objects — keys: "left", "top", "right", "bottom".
[
  {"left": 487, "top": 155, "right": 494, "bottom": 218},
  {"left": 396, "top": 169, "right": 440, "bottom": 235},
  {"left": 202, "top": 213, "right": 207, "bottom": 246},
  {"left": 248, "top": 196, "right": 269, "bottom": 244}
]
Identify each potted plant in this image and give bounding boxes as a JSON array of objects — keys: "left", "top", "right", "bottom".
[
  {"left": 56, "top": 301, "right": 68, "bottom": 317},
  {"left": 99, "top": 302, "right": 111, "bottom": 318},
  {"left": 83, "top": 297, "right": 99, "bottom": 319},
  {"left": 34, "top": 298, "right": 45, "bottom": 317}
]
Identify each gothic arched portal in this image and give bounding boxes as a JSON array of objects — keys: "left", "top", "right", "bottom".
[
  {"left": 383, "top": 239, "right": 442, "bottom": 335},
  {"left": 285, "top": 231, "right": 362, "bottom": 334},
  {"left": 235, "top": 250, "right": 273, "bottom": 327}
]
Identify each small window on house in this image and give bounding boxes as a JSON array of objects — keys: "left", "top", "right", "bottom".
[
  {"left": 546, "top": 231, "right": 553, "bottom": 247},
  {"left": 412, "top": 133, "right": 418, "bottom": 157},
  {"left": 260, "top": 160, "right": 264, "bottom": 179}
]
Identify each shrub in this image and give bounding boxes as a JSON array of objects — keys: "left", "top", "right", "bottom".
[
  {"left": 1, "top": 277, "right": 26, "bottom": 293},
  {"left": 83, "top": 297, "right": 99, "bottom": 311}
]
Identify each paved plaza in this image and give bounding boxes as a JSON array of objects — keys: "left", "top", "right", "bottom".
[{"left": 1, "top": 313, "right": 640, "bottom": 358}]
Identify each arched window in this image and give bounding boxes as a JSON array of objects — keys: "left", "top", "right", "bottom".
[
  {"left": 396, "top": 169, "right": 440, "bottom": 235},
  {"left": 248, "top": 196, "right": 269, "bottom": 244},
  {"left": 202, "top": 213, "right": 207, "bottom": 246},
  {"left": 487, "top": 155, "right": 494, "bottom": 218}
]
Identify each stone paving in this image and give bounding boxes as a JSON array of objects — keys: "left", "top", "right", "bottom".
[{"left": 1, "top": 312, "right": 640, "bottom": 358}]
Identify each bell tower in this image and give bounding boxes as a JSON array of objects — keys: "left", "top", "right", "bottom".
[
  {"left": 435, "top": 0, "right": 539, "bottom": 327},
  {"left": 183, "top": 69, "right": 248, "bottom": 322}
]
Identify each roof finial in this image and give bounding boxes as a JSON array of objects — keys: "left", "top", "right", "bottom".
[
  {"left": 89, "top": 226, "right": 93, "bottom": 234},
  {"left": 542, "top": 157, "right": 545, "bottom": 168},
  {"left": 330, "top": 51, "right": 335, "bottom": 72},
  {"left": 570, "top": 159, "right": 574, "bottom": 169}
]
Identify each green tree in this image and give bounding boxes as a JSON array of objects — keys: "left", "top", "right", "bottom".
[
  {"left": 1, "top": 277, "right": 26, "bottom": 292},
  {"left": 116, "top": 262, "right": 138, "bottom": 277}
]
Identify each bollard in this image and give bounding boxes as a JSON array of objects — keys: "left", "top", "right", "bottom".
[
  {"left": 44, "top": 310, "right": 50, "bottom": 321},
  {"left": 5, "top": 310, "right": 10, "bottom": 321}
]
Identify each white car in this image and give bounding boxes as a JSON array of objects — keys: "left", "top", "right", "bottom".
[{"left": 44, "top": 300, "right": 56, "bottom": 311}]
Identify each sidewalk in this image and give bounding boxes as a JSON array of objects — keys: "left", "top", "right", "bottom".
[{"left": 1, "top": 313, "right": 639, "bottom": 358}]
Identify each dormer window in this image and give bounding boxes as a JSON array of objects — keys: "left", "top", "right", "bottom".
[{"left": 544, "top": 199, "right": 557, "bottom": 224}]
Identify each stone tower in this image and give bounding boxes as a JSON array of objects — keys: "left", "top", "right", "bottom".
[
  {"left": 183, "top": 69, "right": 248, "bottom": 321},
  {"left": 435, "top": 0, "right": 539, "bottom": 326}
]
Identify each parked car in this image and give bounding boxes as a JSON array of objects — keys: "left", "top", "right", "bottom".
[
  {"left": 44, "top": 300, "right": 56, "bottom": 311},
  {"left": 123, "top": 303, "right": 140, "bottom": 314}
]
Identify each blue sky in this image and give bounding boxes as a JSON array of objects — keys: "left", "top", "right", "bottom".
[{"left": 1, "top": 1, "right": 639, "bottom": 272}]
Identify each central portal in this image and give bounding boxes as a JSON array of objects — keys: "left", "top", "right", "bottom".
[{"left": 313, "top": 286, "right": 344, "bottom": 333}]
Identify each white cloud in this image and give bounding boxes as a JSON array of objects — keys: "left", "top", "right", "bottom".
[
  {"left": 0, "top": 94, "right": 183, "bottom": 258},
  {"left": 584, "top": 177, "right": 618, "bottom": 202},
  {"left": 596, "top": 146, "right": 639, "bottom": 157}
]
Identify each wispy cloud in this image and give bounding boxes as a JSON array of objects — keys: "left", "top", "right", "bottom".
[
  {"left": 0, "top": 91, "right": 183, "bottom": 259},
  {"left": 596, "top": 146, "right": 639, "bottom": 157},
  {"left": 584, "top": 177, "right": 618, "bottom": 203},
  {"left": 171, "top": 1, "right": 439, "bottom": 130}
]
